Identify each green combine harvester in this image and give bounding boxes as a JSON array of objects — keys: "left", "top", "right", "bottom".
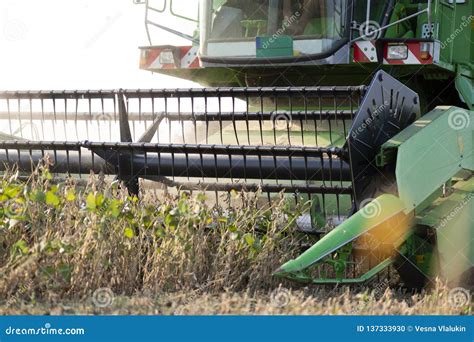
[{"left": 0, "top": 0, "right": 473, "bottom": 289}]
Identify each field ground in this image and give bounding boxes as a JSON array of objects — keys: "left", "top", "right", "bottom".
[
  {"left": 1, "top": 284, "right": 472, "bottom": 315},
  {"left": 0, "top": 165, "right": 472, "bottom": 315}
]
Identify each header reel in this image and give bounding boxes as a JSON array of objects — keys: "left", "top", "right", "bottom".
[{"left": 0, "top": 70, "right": 418, "bottom": 221}]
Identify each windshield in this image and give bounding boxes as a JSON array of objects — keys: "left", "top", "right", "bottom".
[{"left": 209, "top": 0, "right": 349, "bottom": 41}]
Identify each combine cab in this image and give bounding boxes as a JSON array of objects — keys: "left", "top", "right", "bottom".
[{"left": 1, "top": 0, "right": 473, "bottom": 288}]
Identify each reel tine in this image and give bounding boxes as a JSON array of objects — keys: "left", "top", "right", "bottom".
[
  {"left": 65, "top": 145, "right": 70, "bottom": 176},
  {"left": 165, "top": 92, "right": 171, "bottom": 144},
  {"left": 78, "top": 145, "right": 82, "bottom": 179},
  {"left": 184, "top": 146, "right": 190, "bottom": 181},
  {"left": 303, "top": 87, "right": 308, "bottom": 125},
  {"left": 228, "top": 147, "right": 233, "bottom": 182},
  {"left": 28, "top": 95, "right": 34, "bottom": 140},
  {"left": 321, "top": 193, "right": 326, "bottom": 220},
  {"left": 299, "top": 93, "right": 305, "bottom": 146},
  {"left": 92, "top": 92, "right": 100, "bottom": 142},
  {"left": 218, "top": 92, "right": 223, "bottom": 144},
  {"left": 287, "top": 88, "right": 292, "bottom": 146},
  {"left": 117, "top": 90, "right": 132, "bottom": 143},
  {"left": 333, "top": 87, "right": 338, "bottom": 135},
  {"left": 86, "top": 92, "right": 91, "bottom": 141},
  {"left": 6, "top": 98, "right": 13, "bottom": 137},
  {"left": 171, "top": 146, "right": 175, "bottom": 180},
  {"left": 319, "top": 153, "right": 326, "bottom": 186},
  {"left": 336, "top": 192, "right": 341, "bottom": 221},
  {"left": 245, "top": 91, "right": 250, "bottom": 145},
  {"left": 272, "top": 88, "right": 277, "bottom": 145},
  {"left": 147, "top": 96, "right": 158, "bottom": 143},
  {"left": 157, "top": 149, "right": 161, "bottom": 180},
  {"left": 315, "top": 92, "right": 321, "bottom": 146},
  {"left": 259, "top": 92, "right": 264, "bottom": 145},
  {"left": 339, "top": 155, "right": 344, "bottom": 188},
  {"left": 204, "top": 90, "right": 209, "bottom": 145},
  {"left": 328, "top": 108, "right": 334, "bottom": 145},
  {"left": 328, "top": 149, "right": 333, "bottom": 187},
  {"left": 272, "top": 146, "right": 278, "bottom": 185},
  {"left": 303, "top": 149, "right": 309, "bottom": 189},
  {"left": 349, "top": 91, "right": 355, "bottom": 126},
  {"left": 191, "top": 94, "right": 197, "bottom": 144},
  {"left": 109, "top": 91, "right": 114, "bottom": 141},
  {"left": 287, "top": 146, "right": 294, "bottom": 188},
  {"left": 213, "top": 151, "right": 218, "bottom": 182},
  {"left": 73, "top": 92, "right": 79, "bottom": 141},
  {"left": 199, "top": 146, "right": 204, "bottom": 181},
  {"left": 177, "top": 91, "right": 185, "bottom": 143},
  {"left": 231, "top": 93, "right": 239, "bottom": 145},
  {"left": 140, "top": 95, "right": 145, "bottom": 130},
  {"left": 17, "top": 97, "right": 23, "bottom": 139},
  {"left": 39, "top": 143, "right": 45, "bottom": 162},
  {"left": 144, "top": 149, "right": 148, "bottom": 179},
  {"left": 63, "top": 93, "right": 67, "bottom": 140},
  {"left": 242, "top": 145, "right": 247, "bottom": 181},
  {"left": 130, "top": 146, "right": 140, "bottom": 195}
]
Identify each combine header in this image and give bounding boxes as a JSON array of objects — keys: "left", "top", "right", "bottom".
[{"left": 1, "top": 0, "right": 473, "bottom": 289}]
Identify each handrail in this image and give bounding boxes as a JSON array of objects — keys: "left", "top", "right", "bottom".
[
  {"left": 170, "top": 0, "right": 199, "bottom": 23},
  {"left": 144, "top": 0, "right": 198, "bottom": 45}
]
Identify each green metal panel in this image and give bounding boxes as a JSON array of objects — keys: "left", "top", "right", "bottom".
[
  {"left": 256, "top": 36, "right": 294, "bottom": 58},
  {"left": 391, "top": 107, "right": 474, "bottom": 213},
  {"left": 435, "top": 0, "right": 473, "bottom": 66},
  {"left": 456, "top": 68, "right": 474, "bottom": 110},
  {"left": 417, "top": 178, "right": 474, "bottom": 282},
  {"left": 274, "top": 194, "right": 408, "bottom": 277},
  {"left": 296, "top": 258, "right": 395, "bottom": 285}
]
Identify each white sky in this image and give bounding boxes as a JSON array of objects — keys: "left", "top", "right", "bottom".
[{"left": 0, "top": 0, "right": 198, "bottom": 90}]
